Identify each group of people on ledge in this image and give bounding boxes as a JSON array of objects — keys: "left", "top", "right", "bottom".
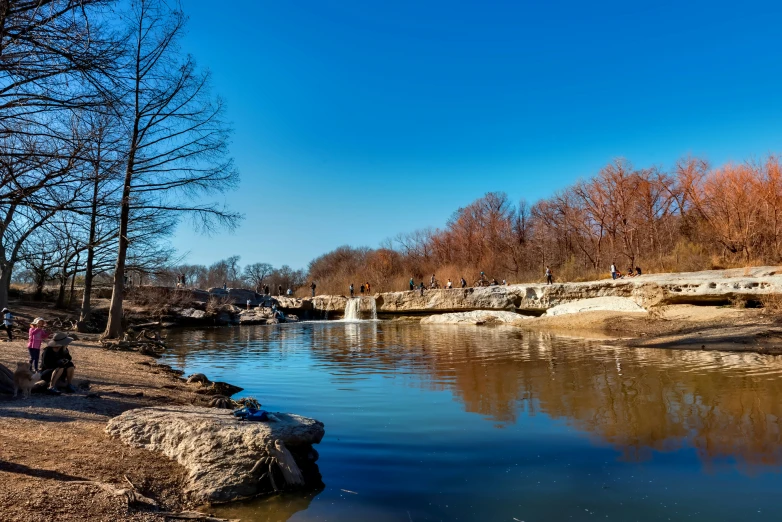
[
  {"left": 348, "top": 282, "right": 372, "bottom": 298},
  {"left": 610, "top": 263, "right": 642, "bottom": 280},
  {"left": 407, "top": 272, "right": 509, "bottom": 294},
  {"left": 255, "top": 263, "right": 646, "bottom": 301}
]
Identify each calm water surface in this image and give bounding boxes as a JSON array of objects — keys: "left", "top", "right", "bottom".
[{"left": 161, "top": 322, "right": 782, "bottom": 522}]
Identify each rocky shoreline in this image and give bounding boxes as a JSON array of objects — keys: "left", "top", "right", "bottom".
[
  {"left": 0, "top": 324, "right": 326, "bottom": 522},
  {"left": 107, "top": 267, "right": 782, "bottom": 329},
  {"left": 126, "top": 266, "right": 782, "bottom": 355}
]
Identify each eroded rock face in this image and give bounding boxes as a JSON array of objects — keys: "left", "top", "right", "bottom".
[
  {"left": 309, "top": 267, "right": 782, "bottom": 315},
  {"left": 105, "top": 406, "right": 325, "bottom": 503}
]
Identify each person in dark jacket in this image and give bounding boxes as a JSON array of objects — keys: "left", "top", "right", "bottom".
[{"left": 40, "top": 333, "right": 76, "bottom": 394}]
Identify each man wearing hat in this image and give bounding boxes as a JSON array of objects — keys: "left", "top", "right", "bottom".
[{"left": 40, "top": 333, "right": 77, "bottom": 394}]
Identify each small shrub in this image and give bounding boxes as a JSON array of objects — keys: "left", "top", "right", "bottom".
[
  {"left": 730, "top": 296, "right": 747, "bottom": 309},
  {"left": 761, "top": 294, "right": 782, "bottom": 314}
]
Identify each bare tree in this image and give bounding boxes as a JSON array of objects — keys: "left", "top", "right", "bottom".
[
  {"left": 243, "top": 262, "right": 273, "bottom": 292},
  {"left": 104, "top": 0, "right": 239, "bottom": 338}
]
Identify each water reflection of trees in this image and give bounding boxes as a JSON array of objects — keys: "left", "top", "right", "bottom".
[
  {"left": 310, "top": 324, "right": 782, "bottom": 471},
  {"left": 168, "top": 324, "right": 782, "bottom": 472}
]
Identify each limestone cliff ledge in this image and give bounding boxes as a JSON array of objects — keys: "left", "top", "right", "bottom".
[{"left": 276, "top": 267, "right": 782, "bottom": 316}]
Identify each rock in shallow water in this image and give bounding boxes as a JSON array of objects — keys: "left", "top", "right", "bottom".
[
  {"left": 105, "top": 406, "right": 325, "bottom": 503},
  {"left": 420, "top": 310, "right": 529, "bottom": 325}
]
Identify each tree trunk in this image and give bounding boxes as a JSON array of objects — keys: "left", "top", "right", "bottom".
[
  {"left": 79, "top": 169, "right": 101, "bottom": 329},
  {"left": 104, "top": 166, "right": 133, "bottom": 338},
  {"left": 68, "top": 272, "right": 77, "bottom": 308},
  {"left": 55, "top": 276, "right": 67, "bottom": 309},
  {"left": 0, "top": 262, "right": 12, "bottom": 310},
  {"left": 34, "top": 270, "right": 45, "bottom": 301}
]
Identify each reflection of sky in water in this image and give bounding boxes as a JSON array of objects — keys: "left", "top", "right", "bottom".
[{"left": 162, "top": 323, "right": 782, "bottom": 522}]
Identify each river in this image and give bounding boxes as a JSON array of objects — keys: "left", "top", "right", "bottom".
[{"left": 161, "top": 321, "right": 782, "bottom": 521}]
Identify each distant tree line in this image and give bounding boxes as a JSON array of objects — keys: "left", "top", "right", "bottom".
[
  {"left": 162, "top": 257, "right": 306, "bottom": 295},
  {"left": 307, "top": 155, "right": 782, "bottom": 296},
  {"left": 1, "top": 0, "right": 239, "bottom": 336}
]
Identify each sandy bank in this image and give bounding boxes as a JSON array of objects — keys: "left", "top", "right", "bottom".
[
  {"left": 521, "top": 305, "right": 782, "bottom": 354},
  {"left": 0, "top": 321, "right": 228, "bottom": 520}
]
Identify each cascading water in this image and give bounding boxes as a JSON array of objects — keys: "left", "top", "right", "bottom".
[
  {"left": 342, "top": 297, "right": 378, "bottom": 321},
  {"left": 343, "top": 298, "right": 361, "bottom": 320}
]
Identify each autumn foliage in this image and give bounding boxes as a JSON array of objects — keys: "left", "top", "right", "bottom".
[{"left": 306, "top": 155, "right": 782, "bottom": 296}]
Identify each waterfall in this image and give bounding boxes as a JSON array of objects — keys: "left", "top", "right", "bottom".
[
  {"left": 342, "top": 297, "right": 378, "bottom": 321},
  {"left": 344, "top": 298, "right": 361, "bottom": 320}
]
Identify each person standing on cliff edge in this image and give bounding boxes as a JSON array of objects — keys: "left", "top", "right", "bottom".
[
  {"left": 349, "top": 283, "right": 354, "bottom": 297},
  {"left": 409, "top": 277, "right": 415, "bottom": 291},
  {"left": 545, "top": 266, "right": 553, "bottom": 285},
  {"left": 310, "top": 281, "right": 316, "bottom": 297}
]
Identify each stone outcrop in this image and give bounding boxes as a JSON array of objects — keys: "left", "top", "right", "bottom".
[
  {"left": 105, "top": 406, "right": 325, "bottom": 503},
  {"left": 206, "top": 287, "right": 268, "bottom": 307},
  {"left": 420, "top": 310, "right": 529, "bottom": 325},
  {"left": 305, "top": 267, "right": 782, "bottom": 316}
]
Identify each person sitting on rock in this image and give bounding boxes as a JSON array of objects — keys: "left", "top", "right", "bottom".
[
  {"left": 635, "top": 266, "right": 642, "bottom": 276},
  {"left": 41, "top": 333, "right": 77, "bottom": 395},
  {"left": 446, "top": 279, "right": 453, "bottom": 289},
  {"left": 286, "top": 288, "right": 293, "bottom": 296}
]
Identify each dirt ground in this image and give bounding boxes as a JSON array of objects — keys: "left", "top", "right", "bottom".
[
  {"left": 0, "top": 305, "right": 213, "bottom": 521},
  {"left": 525, "top": 304, "right": 782, "bottom": 354}
]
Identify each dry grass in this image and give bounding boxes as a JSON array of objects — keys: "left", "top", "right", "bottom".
[{"left": 761, "top": 294, "right": 782, "bottom": 315}]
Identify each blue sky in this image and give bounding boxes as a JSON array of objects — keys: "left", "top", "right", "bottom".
[{"left": 170, "top": 0, "right": 782, "bottom": 270}]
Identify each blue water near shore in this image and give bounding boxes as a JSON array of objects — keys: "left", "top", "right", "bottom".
[{"left": 161, "top": 322, "right": 782, "bottom": 521}]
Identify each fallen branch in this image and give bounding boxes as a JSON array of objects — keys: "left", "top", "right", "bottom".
[{"left": 67, "top": 479, "right": 158, "bottom": 508}]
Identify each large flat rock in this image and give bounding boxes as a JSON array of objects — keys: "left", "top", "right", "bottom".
[
  {"left": 420, "top": 310, "right": 529, "bottom": 325},
  {"left": 105, "top": 406, "right": 325, "bottom": 503},
  {"left": 545, "top": 296, "right": 646, "bottom": 316}
]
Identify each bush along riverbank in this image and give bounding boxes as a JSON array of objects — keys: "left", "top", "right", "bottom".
[{"left": 0, "top": 326, "right": 325, "bottom": 522}]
